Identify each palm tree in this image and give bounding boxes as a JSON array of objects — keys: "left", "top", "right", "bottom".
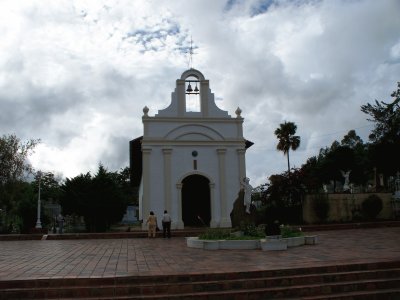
[{"left": 274, "top": 121, "right": 301, "bottom": 176}]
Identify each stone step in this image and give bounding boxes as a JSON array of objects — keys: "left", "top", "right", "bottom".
[
  {"left": 297, "top": 288, "right": 400, "bottom": 299},
  {"left": 1, "top": 261, "right": 400, "bottom": 299},
  {"left": 40, "top": 279, "right": 400, "bottom": 300},
  {"left": 2, "top": 260, "right": 400, "bottom": 290}
]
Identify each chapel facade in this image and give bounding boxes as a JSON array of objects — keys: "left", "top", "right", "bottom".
[{"left": 138, "top": 69, "right": 250, "bottom": 229}]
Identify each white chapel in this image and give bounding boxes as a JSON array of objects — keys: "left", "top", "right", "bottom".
[{"left": 137, "top": 68, "right": 251, "bottom": 229}]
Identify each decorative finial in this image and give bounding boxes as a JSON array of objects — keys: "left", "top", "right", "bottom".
[
  {"left": 235, "top": 107, "right": 242, "bottom": 118},
  {"left": 143, "top": 106, "right": 149, "bottom": 116}
]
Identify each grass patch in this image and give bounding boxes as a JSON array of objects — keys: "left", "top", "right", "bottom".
[
  {"left": 198, "top": 227, "right": 264, "bottom": 240},
  {"left": 280, "top": 225, "right": 303, "bottom": 238},
  {"left": 198, "top": 228, "right": 232, "bottom": 240},
  {"left": 225, "top": 236, "right": 264, "bottom": 240}
]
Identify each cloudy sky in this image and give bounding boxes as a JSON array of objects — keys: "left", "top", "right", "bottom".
[{"left": 1, "top": 0, "right": 399, "bottom": 186}]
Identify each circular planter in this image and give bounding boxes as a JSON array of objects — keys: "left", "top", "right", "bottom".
[
  {"left": 186, "top": 235, "right": 317, "bottom": 250},
  {"left": 282, "top": 236, "right": 305, "bottom": 247},
  {"left": 260, "top": 239, "right": 287, "bottom": 251}
]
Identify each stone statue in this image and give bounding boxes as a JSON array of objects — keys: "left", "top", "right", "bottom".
[
  {"left": 241, "top": 177, "right": 253, "bottom": 214},
  {"left": 341, "top": 170, "right": 351, "bottom": 192}
]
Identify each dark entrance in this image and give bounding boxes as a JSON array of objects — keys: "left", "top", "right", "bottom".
[{"left": 182, "top": 175, "right": 211, "bottom": 226}]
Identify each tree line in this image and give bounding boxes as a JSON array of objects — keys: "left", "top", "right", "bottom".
[
  {"left": 1, "top": 83, "right": 398, "bottom": 232},
  {"left": 256, "top": 82, "right": 400, "bottom": 224},
  {"left": 0, "top": 134, "right": 135, "bottom": 233}
]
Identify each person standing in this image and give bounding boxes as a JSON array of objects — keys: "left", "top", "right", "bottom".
[
  {"left": 162, "top": 210, "right": 171, "bottom": 238},
  {"left": 57, "top": 214, "right": 64, "bottom": 234},
  {"left": 146, "top": 211, "right": 157, "bottom": 238}
]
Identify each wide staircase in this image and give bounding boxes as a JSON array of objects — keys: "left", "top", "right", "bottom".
[{"left": 1, "top": 261, "right": 400, "bottom": 299}]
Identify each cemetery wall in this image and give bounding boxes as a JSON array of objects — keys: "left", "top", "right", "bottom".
[{"left": 303, "top": 193, "right": 393, "bottom": 224}]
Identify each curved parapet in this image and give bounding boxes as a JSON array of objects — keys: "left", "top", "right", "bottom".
[
  {"left": 180, "top": 68, "right": 205, "bottom": 81},
  {"left": 155, "top": 69, "right": 230, "bottom": 118}
]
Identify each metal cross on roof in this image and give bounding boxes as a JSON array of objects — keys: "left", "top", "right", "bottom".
[{"left": 188, "top": 36, "right": 195, "bottom": 69}]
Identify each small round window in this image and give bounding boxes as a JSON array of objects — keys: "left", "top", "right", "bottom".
[{"left": 191, "top": 151, "right": 198, "bottom": 157}]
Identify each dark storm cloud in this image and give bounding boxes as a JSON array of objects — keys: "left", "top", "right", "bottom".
[{"left": 0, "top": 0, "right": 399, "bottom": 185}]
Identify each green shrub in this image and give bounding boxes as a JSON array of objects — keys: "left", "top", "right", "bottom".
[
  {"left": 198, "top": 228, "right": 231, "bottom": 240},
  {"left": 280, "top": 225, "right": 303, "bottom": 238},
  {"left": 198, "top": 224, "right": 265, "bottom": 240},
  {"left": 239, "top": 221, "right": 265, "bottom": 238},
  {"left": 361, "top": 194, "right": 383, "bottom": 220},
  {"left": 226, "top": 236, "right": 264, "bottom": 240}
]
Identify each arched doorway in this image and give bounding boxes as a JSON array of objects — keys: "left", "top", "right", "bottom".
[{"left": 182, "top": 175, "right": 211, "bottom": 226}]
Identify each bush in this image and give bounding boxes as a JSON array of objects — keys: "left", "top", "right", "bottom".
[
  {"left": 239, "top": 221, "right": 265, "bottom": 238},
  {"left": 265, "top": 205, "right": 303, "bottom": 225},
  {"left": 361, "top": 194, "right": 383, "bottom": 220},
  {"left": 198, "top": 224, "right": 265, "bottom": 240},
  {"left": 198, "top": 228, "right": 231, "bottom": 240},
  {"left": 280, "top": 225, "right": 303, "bottom": 238},
  {"left": 265, "top": 221, "right": 281, "bottom": 236},
  {"left": 313, "top": 194, "right": 330, "bottom": 222}
]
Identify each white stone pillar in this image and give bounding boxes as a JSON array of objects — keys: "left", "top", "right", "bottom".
[
  {"left": 162, "top": 149, "right": 172, "bottom": 214},
  {"left": 217, "top": 148, "right": 231, "bottom": 227},
  {"left": 141, "top": 148, "right": 152, "bottom": 229},
  {"left": 175, "top": 183, "right": 184, "bottom": 229},
  {"left": 237, "top": 149, "right": 246, "bottom": 182},
  {"left": 209, "top": 183, "right": 218, "bottom": 228}
]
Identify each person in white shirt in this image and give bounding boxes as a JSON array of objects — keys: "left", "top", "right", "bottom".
[{"left": 162, "top": 210, "right": 171, "bottom": 238}]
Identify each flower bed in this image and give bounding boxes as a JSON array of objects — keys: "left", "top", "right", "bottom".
[
  {"left": 186, "top": 237, "right": 260, "bottom": 250},
  {"left": 186, "top": 226, "right": 318, "bottom": 251}
]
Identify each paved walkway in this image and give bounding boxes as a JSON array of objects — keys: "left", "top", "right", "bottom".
[{"left": 0, "top": 227, "right": 399, "bottom": 280}]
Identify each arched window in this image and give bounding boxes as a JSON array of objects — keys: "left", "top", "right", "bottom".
[{"left": 185, "top": 75, "right": 200, "bottom": 112}]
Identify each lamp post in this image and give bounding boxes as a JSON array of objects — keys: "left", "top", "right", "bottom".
[{"left": 35, "top": 171, "right": 42, "bottom": 229}]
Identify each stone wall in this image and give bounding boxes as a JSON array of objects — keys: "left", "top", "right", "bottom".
[{"left": 303, "top": 193, "right": 394, "bottom": 224}]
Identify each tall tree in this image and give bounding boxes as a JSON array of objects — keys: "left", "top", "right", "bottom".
[
  {"left": 274, "top": 121, "right": 301, "bottom": 176},
  {"left": 341, "top": 130, "right": 363, "bottom": 149},
  {"left": 0, "top": 134, "right": 39, "bottom": 184},
  {"left": 361, "top": 82, "right": 400, "bottom": 178},
  {"left": 60, "top": 165, "right": 128, "bottom": 232},
  {"left": 264, "top": 168, "right": 306, "bottom": 224},
  {"left": 32, "top": 172, "right": 62, "bottom": 204},
  {"left": 361, "top": 82, "right": 400, "bottom": 144},
  {"left": 114, "top": 167, "right": 138, "bottom": 206},
  {"left": 0, "top": 134, "right": 39, "bottom": 232}
]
